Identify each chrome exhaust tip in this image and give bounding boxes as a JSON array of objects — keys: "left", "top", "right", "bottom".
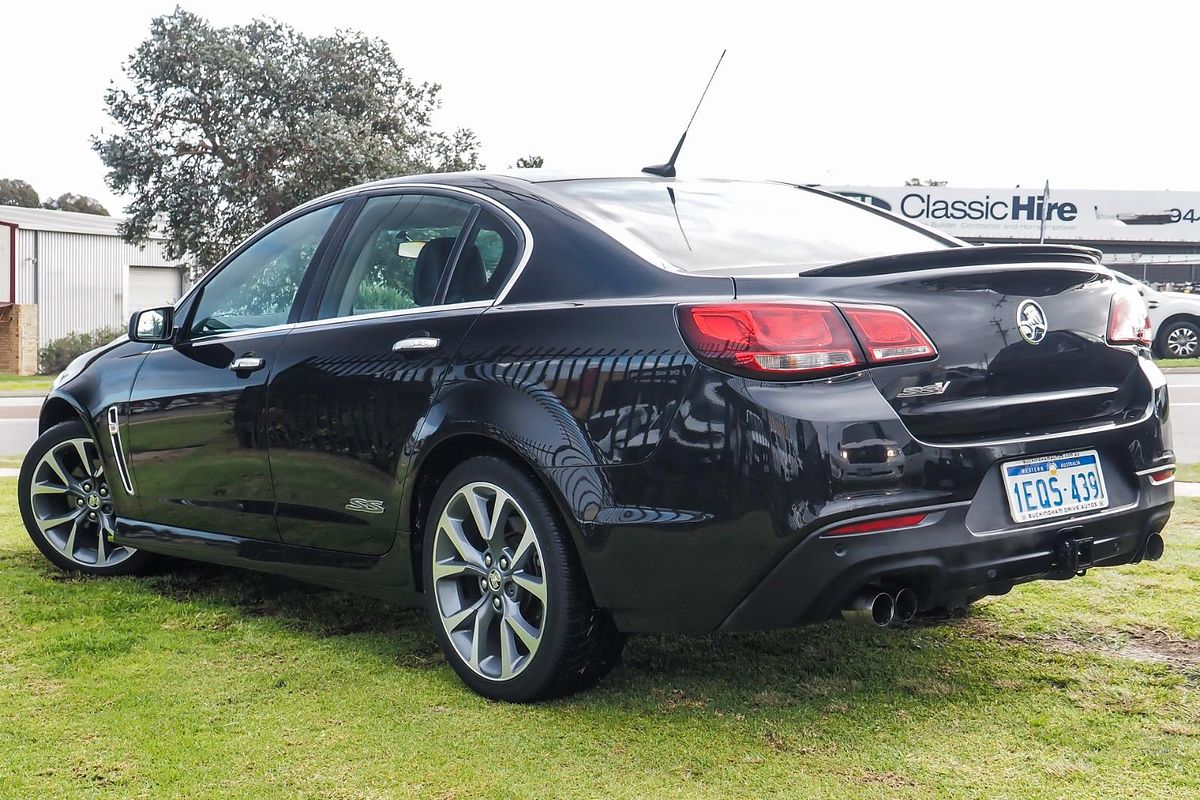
[
  {"left": 842, "top": 589, "right": 895, "bottom": 626},
  {"left": 893, "top": 587, "right": 918, "bottom": 624},
  {"left": 1145, "top": 532, "right": 1165, "bottom": 562}
]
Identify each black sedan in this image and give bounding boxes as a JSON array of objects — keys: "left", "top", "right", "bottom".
[{"left": 18, "top": 173, "right": 1175, "bottom": 701}]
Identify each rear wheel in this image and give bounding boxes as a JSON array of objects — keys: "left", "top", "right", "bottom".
[
  {"left": 1158, "top": 319, "right": 1200, "bottom": 359},
  {"left": 18, "top": 420, "right": 153, "bottom": 575},
  {"left": 422, "top": 456, "right": 624, "bottom": 701}
]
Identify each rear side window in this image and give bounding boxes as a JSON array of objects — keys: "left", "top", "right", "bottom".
[
  {"left": 445, "top": 209, "right": 521, "bottom": 304},
  {"left": 318, "top": 194, "right": 474, "bottom": 319},
  {"left": 546, "top": 179, "right": 950, "bottom": 273}
]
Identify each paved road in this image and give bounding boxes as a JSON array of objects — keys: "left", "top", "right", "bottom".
[
  {"left": 1167, "top": 371, "right": 1200, "bottom": 464},
  {"left": 0, "top": 397, "right": 40, "bottom": 457},
  {"left": 0, "top": 372, "right": 1195, "bottom": 463}
]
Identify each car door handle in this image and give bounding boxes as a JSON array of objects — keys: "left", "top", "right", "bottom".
[
  {"left": 228, "top": 356, "right": 266, "bottom": 372},
  {"left": 392, "top": 337, "right": 441, "bottom": 353}
]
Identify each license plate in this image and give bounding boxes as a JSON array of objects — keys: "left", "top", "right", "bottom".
[{"left": 1001, "top": 450, "right": 1109, "bottom": 524}]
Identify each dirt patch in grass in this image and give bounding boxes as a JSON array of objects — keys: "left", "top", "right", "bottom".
[{"left": 1016, "top": 627, "right": 1199, "bottom": 672}]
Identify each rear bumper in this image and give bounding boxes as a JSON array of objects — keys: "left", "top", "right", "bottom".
[
  {"left": 570, "top": 358, "right": 1174, "bottom": 633},
  {"left": 719, "top": 480, "right": 1173, "bottom": 631}
]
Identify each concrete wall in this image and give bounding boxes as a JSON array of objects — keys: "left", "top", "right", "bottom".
[{"left": 0, "top": 305, "right": 38, "bottom": 375}]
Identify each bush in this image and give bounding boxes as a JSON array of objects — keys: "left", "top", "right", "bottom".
[{"left": 39, "top": 326, "right": 125, "bottom": 375}]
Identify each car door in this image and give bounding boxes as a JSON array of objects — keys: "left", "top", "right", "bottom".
[
  {"left": 265, "top": 191, "right": 524, "bottom": 554},
  {"left": 125, "top": 202, "right": 346, "bottom": 540}
]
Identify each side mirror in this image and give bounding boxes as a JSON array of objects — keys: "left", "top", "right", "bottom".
[{"left": 128, "top": 307, "right": 175, "bottom": 343}]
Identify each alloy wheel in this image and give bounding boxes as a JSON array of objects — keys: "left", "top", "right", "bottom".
[
  {"left": 431, "top": 481, "right": 547, "bottom": 681},
  {"left": 27, "top": 437, "right": 134, "bottom": 568},
  {"left": 1167, "top": 326, "right": 1199, "bottom": 358}
]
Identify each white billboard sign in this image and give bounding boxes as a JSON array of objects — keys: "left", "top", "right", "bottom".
[{"left": 825, "top": 186, "right": 1200, "bottom": 245}]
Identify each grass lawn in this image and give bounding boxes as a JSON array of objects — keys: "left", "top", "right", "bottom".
[
  {"left": 0, "top": 371, "right": 56, "bottom": 393},
  {"left": 1157, "top": 357, "right": 1200, "bottom": 369},
  {"left": 1, "top": 482, "right": 1198, "bottom": 798},
  {"left": 1178, "top": 464, "right": 1200, "bottom": 483}
]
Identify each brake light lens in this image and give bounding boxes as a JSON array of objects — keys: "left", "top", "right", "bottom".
[
  {"left": 824, "top": 513, "right": 928, "bottom": 537},
  {"left": 840, "top": 305, "right": 937, "bottom": 364},
  {"left": 1108, "top": 286, "right": 1152, "bottom": 346},
  {"left": 678, "top": 303, "right": 863, "bottom": 376}
]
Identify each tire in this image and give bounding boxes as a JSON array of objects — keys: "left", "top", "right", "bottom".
[
  {"left": 422, "top": 456, "right": 624, "bottom": 701},
  {"left": 18, "top": 419, "right": 154, "bottom": 576},
  {"left": 1157, "top": 319, "right": 1200, "bottom": 359}
]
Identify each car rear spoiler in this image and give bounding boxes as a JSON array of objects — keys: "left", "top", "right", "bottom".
[{"left": 804, "top": 244, "right": 1104, "bottom": 278}]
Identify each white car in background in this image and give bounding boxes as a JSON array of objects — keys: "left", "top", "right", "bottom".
[{"left": 1115, "top": 273, "right": 1200, "bottom": 359}]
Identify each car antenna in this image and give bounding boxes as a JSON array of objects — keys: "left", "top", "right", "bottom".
[{"left": 641, "top": 49, "right": 726, "bottom": 178}]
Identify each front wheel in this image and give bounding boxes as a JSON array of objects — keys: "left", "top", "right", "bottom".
[
  {"left": 1158, "top": 319, "right": 1200, "bottom": 359},
  {"left": 422, "top": 456, "right": 624, "bottom": 701},
  {"left": 18, "top": 419, "right": 153, "bottom": 575}
]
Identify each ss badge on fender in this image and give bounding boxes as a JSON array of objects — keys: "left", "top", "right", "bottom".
[{"left": 345, "top": 498, "right": 386, "bottom": 514}]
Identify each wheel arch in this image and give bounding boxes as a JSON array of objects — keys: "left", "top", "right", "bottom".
[
  {"left": 405, "top": 431, "right": 597, "bottom": 595},
  {"left": 39, "top": 393, "right": 96, "bottom": 437}
]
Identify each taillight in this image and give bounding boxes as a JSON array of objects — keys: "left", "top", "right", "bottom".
[
  {"left": 677, "top": 303, "right": 863, "bottom": 377},
  {"left": 840, "top": 305, "right": 937, "bottom": 364},
  {"left": 677, "top": 302, "right": 937, "bottom": 379},
  {"left": 823, "top": 513, "right": 928, "bottom": 537},
  {"left": 1108, "top": 286, "right": 1152, "bottom": 346}
]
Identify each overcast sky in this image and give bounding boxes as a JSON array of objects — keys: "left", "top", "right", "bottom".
[{"left": 2, "top": 0, "right": 1197, "bottom": 215}]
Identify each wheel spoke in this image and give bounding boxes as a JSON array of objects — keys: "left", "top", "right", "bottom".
[
  {"left": 438, "top": 515, "right": 485, "bottom": 570},
  {"left": 511, "top": 524, "right": 537, "bottom": 569},
  {"left": 62, "top": 518, "right": 81, "bottom": 558},
  {"left": 511, "top": 570, "right": 546, "bottom": 604},
  {"left": 499, "top": 615, "right": 518, "bottom": 678},
  {"left": 36, "top": 509, "right": 79, "bottom": 533},
  {"left": 433, "top": 557, "right": 485, "bottom": 581},
  {"left": 442, "top": 596, "right": 485, "bottom": 632},
  {"left": 31, "top": 480, "right": 69, "bottom": 496},
  {"left": 73, "top": 439, "right": 96, "bottom": 479},
  {"left": 469, "top": 603, "right": 495, "bottom": 671},
  {"left": 505, "top": 606, "right": 541, "bottom": 654},
  {"left": 43, "top": 450, "right": 74, "bottom": 489},
  {"left": 465, "top": 488, "right": 494, "bottom": 541}
]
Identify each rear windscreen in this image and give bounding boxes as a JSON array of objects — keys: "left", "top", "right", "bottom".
[{"left": 546, "top": 179, "right": 952, "bottom": 273}]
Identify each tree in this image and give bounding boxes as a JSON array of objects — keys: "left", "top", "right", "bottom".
[
  {"left": 94, "top": 8, "right": 483, "bottom": 270},
  {"left": 512, "top": 155, "right": 544, "bottom": 169},
  {"left": 42, "top": 193, "right": 110, "bottom": 216},
  {"left": 904, "top": 178, "right": 948, "bottom": 187},
  {"left": 0, "top": 179, "right": 41, "bottom": 208}
]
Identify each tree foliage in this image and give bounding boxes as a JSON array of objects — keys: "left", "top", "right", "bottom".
[
  {"left": 512, "top": 155, "right": 545, "bottom": 169},
  {"left": 94, "top": 8, "right": 483, "bottom": 270},
  {"left": 904, "top": 178, "right": 948, "bottom": 186},
  {"left": 42, "top": 193, "right": 110, "bottom": 215},
  {"left": 0, "top": 179, "right": 40, "bottom": 209}
]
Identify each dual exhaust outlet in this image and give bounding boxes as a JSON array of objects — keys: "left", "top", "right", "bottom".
[{"left": 842, "top": 586, "right": 918, "bottom": 627}]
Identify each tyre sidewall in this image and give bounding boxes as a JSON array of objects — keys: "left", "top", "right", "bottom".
[{"left": 422, "top": 456, "right": 581, "bottom": 702}]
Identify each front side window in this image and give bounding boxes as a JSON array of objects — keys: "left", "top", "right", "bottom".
[
  {"left": 188, "top": 203, "right": 341, "bottom": 337},
  {"left": 319, "top": 194, "right": 474, "bottom": 319}
]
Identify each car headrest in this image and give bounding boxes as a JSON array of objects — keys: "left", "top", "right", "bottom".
[
  {"left": 447, "top": 244, "right": 488, "bottom": 304},
  {"left": 412, "top": 237, "right": 457, "bottom": 306}
]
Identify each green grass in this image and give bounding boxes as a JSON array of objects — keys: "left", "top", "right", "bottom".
[
  {"left": 0, "top": 371, "right": 55, "bottom": 393},
  {"left": 1, "top": 482, "right": 1198, "bottom": 799},
  {"left": 1156, "top": 357, "right": 1200, "bottom": 369},
  {"left": 1177, "top": 464, "right": 1200, "bottom": 483}
]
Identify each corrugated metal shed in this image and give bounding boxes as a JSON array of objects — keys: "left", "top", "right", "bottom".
[{"left": 0, "top": 207, "right": 183, "bottom": 347}]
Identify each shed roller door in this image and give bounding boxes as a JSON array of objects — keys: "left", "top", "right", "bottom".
[{"left": 129, "top": 266, "right": 182, "bottom": 313}]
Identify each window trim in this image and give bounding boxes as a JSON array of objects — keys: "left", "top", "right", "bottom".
[{"left": 176, "top": 198, "right": 352, "bottom": 343}]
